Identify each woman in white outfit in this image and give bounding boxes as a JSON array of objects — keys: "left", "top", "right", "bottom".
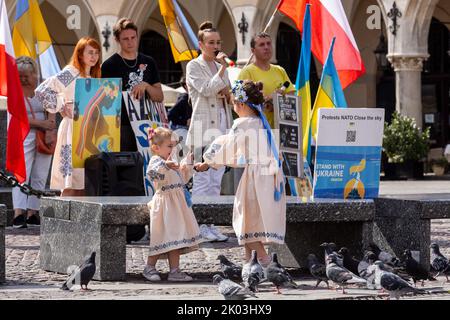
[
  {"left": 12, "top": 57, "right": 56, "bottom": 228},
  {"left": 35, "top": 37, "right": 101, "bottom": 197},
  {"left": 186, "top": 21, "right": 232, "bottom": 196}
]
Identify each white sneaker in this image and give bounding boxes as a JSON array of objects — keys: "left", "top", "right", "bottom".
[
  {"left": 167, "top": 269, "right": 193, "bottom": 282},
  {"left": 199, "top": 224, "right": 218, "bottom": 242},
  {"left": 143, "top": 265, "right": 161, "bottom": 282},
  {"left": 208, "top": 224, "right": 228, "bottom": 242}
]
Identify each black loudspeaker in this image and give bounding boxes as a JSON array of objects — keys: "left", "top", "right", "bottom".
[
  {"left": 85, "top": 152, "right": 145, "bottom": 197},
  {"left": 85, "top": 152, "right": 146, "bottom": 243}
]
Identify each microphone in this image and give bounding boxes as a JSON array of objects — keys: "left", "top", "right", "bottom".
[
  {"left": 280, "top": 81, "right": 291, "bottom": 92},
  {"left": 214, "top": 50, "right": 235, "bottom": 67}
]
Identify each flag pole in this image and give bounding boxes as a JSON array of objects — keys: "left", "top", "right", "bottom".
[{"left": 243, "top": 4, "right": 280, "bottom": 68}]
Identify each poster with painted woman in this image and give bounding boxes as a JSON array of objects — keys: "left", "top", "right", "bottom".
[
  {"left": 123, "top": 92, "right": 169, "bottom": 196},
  {"left": 72, "top": 78, "right": 122, "bottom": 168}
]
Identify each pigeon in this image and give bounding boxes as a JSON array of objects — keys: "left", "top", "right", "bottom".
[
  {"left": 338, "top": 247, "right": 360, "bottom": 275},
  {"left": 320, "top": 242, "right": 343, "bottom": 267},
  {"left": 358, "top": 251, "right": 377, "bottom": 278},
  {"left": 265, "top": 253, "right": 298, "bottom": 294},
  {"left": 217, "top": 255, "right": 242, "bottom": 281},
  {"left": 357, "top": 251, "right": 379, "bottom": 289},
  {"left": 430, "top": 243, "right": 450, "bottom": 281},
  {"left": 367, "top": 242, "right": 400, "bottom": 267},
  {"left": 325, "top": 253, "right": 366, "bottom": 294},
  {"left": 403, "top": 249, "right": 436, "bottom": 286},
  {"left": 307, "top": 254, "right": 329, "bottom": 288},
  {"left": 213, "top": 274, "right": 257, "bottom": 300},
  {"left": 242, "top": 250, "right": 265, "bottom": 292},
  {"left": 373, "top": 261, "right": 425, "bottom": 300},
  {"left": 61, "top": 252, "right": 96, "bottom": 291}
]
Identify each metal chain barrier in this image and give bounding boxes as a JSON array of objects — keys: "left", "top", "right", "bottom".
[{"left": 0, "top": 169, "right": 57, "bottom": 198}]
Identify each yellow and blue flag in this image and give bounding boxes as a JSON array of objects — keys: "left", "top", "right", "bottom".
[
  {"left": 296, "top": 3, "right": 312, "bottom": 163},
  {"left": 12, "top": 0, "right": 60, "bottom": 79},
  {"left": 159, "top": 0, "right": 199, "bottom": 63},
  {"left": 310, "top": 37, "right": 347, "bottom": 140}
]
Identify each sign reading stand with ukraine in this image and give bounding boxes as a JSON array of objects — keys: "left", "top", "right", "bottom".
[{"left": 313, "top": 108, "right": 385, "bottom": 199}]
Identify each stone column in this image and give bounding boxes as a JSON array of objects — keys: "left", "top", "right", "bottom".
[
  {"left": 96, "top": 15, "right": 119, "bottom": 62},
  {"left": 388, "top": 55, "right": 428, "bottom": 129}
]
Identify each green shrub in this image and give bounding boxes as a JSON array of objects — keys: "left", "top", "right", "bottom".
[{"left": 383, "top": 112, "right": 430, "bottom": 163}]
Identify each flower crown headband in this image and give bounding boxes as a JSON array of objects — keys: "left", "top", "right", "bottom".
[{"left": 231, "top": 80, "right": 262, "bottom": 113}]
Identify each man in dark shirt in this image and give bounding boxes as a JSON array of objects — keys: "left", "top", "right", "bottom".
[
  {"left": 168, "top": 77, "right": 192, "bottom": 130},
  {"left": 102, "top": 18, "right": 164, "bottom": 151}
]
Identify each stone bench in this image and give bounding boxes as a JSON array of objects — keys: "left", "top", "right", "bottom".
[
  {"left": 375, "top": 194, "right": 450, "bottom": 269},
  {"left": 0, "top": 204, "right": 5, "bottom": 283},
  {"left": 40, "top": 196, "right": 376, "bottom": 280}
]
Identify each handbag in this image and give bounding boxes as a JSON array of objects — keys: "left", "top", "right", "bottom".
[{"left": 26, "top": 97, "right": 57, "bottom": 155}]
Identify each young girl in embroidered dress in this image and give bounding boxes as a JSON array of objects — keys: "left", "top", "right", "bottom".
[
  {"left": 195, "top": 80, "right": 286, "bottom": 267},
  {"left": 143, "top": 127, "right": 202, "bottom": 282}
]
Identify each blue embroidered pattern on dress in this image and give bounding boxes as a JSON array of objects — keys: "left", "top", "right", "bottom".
[
  {"left": 35, "top": 87, "right": 58, "bottom": 112},
  {"left": 204, "top": 143, "right": 222, "bottom": 161},
  {"left": 161, "top": 183, "right": 185, "bottom": 192},
  {"left": 148, "top": 157, "right": 167, "bottom": 181},
  {"left": 57, "top": 70, "right": 76, "bottom": 87},
  {"left": 149, "top": 234, "right": 202, "bottom": 253},
  {"left": 238, "top": 232, "right": 284, "bottom": 242},
  {"left": 59, "top": 144, "right": 73, "bottom": 178},
  {"left": 148, "top": 170, "right": 165, "bottom": 181}
]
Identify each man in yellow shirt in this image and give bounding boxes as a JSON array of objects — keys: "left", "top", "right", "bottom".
[{"left": 238, "top": 32, "right": 296, "bottom": 128}]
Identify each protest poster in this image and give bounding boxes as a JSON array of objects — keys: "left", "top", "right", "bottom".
[
  {"left": 123, "top": 92, "right": 169, "bottom": 196},
  {"left": 313, "top": 108, "right": 385, "bottom": 199},
  {"left": 274, "top": 93, "right": 310, "bottom": 197},
  {"left": 72, "top": 78, "right": 122, "bottom": 168}
]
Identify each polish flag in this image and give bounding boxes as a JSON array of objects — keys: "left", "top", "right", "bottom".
[
  {"left": 1, "top": 0, "right": 29, "bottom": 182},
  {"left": 277, "top": 0, "right": 365, "bottom": 89}
]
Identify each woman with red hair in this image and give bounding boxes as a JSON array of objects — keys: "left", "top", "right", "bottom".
[{"left": 35, "top": 37, "right": 101, "bottom": 196}]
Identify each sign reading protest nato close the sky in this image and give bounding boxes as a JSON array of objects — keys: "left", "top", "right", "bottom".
[{"left": 313, "top": 108, "right": 385, "bottom": 199}]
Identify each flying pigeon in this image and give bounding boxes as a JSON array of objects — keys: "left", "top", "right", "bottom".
[
  {"left": 403, "top": 249, "right": 436, "bottom": 286},
  {"left": 217, "top": 255, "right": 242, "bottom": 281},
  {"left": 325, "top": 253, "right": 366, "bottom": 294},
  {"left": 320, "top": 242, "right": 343, "bottom": 267},
  {"left": 265, "top": 253, "right": 298, "bottom": 294},
  {"left": 373, "top": 261, "right": 425, "bottom": 300},
  {"left": 61, "top": 252, "right": 96, "bottom": 291},
  {"left": 430, "top": 243, "right": 450, "bottom": 281},
  {"left": 213, "top": 274, "right": 257, "bottom": 300},
  {"left": 307, "top": 254, "right": 329, "bottom": 288},
  {"left": 338, "top": 247, "right": 360, "bottom": 275},
  {"left": 242, "top": 250, "right": 265, "bottom": 292}
]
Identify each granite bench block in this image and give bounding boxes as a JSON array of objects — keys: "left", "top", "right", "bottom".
[
  {"left": 0, "top": 204, "right": 6, "bottom": 283},
  {"left": 40, "top": 216, "right": 127, "bottom": 280}
]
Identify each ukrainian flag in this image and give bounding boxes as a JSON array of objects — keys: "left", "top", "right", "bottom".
[
  {"left": 159, "top": 0, "right": 199, "bottom": 63},
  {"left": 310, "top": 37, "right": 347, "bottom": 140},
  {"left": 12, "top": 0, "right": 60, "bottom": 79},
  {"left": 296, "top": 4, "right": 312, "bottom": 163}
]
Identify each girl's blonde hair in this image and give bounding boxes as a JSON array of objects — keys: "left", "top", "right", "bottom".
[{"left": 148, "top": 127, "right": 174, "bottom": 146}]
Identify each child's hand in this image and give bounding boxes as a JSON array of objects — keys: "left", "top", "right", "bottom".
[
  {"left": 186, "top": 152, "right": 194, "bottom": 164},
  {"left": 166, "top": 160, "right": 180, "bottom": 170},
  {"left": 194, "top": 162, "right": 209, "bottom": 172}
]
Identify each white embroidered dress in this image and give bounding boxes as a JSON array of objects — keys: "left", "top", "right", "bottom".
[
  {"left": 146, "top": 155, "right": 203, "bottom": 257},
  {"left": 35, "top": 66, "right": 84, "bottom": 190},
  {"left": 204, "top": 116, "right": 286, "bottom": 245}
]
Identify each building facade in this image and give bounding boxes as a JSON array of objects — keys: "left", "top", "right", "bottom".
[{"left": 2, "top": 0, "right": 450, "bottom": 150}]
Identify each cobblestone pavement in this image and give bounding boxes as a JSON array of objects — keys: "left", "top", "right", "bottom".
[{"left": 1, "top": 223, "right": 450, "bottom": 300}]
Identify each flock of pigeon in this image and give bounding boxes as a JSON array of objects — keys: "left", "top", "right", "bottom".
[
  {"left": 214, "top": 242, "right": 450, "bottom": 300},
  {"left": 58, "top": 242, "right": 450, "bottom": 300}
]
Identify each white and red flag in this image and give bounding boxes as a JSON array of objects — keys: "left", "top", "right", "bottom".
[
  {"left": 277, "top": 0, "right": 365, "bottom": 89},
  {"left": 0, "top": 0, "right": 29, "bottom": 182}
]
